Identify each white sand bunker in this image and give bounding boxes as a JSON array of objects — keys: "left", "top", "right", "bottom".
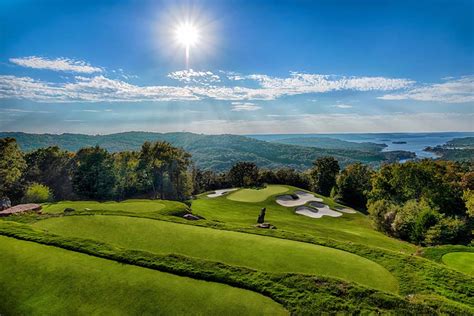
[
  {"left": 296, "top": 203, "right": 342, "bottom": 218},
  {"left": 276, "top": 190, "right": 323, "bottom": 207},
  {"left": 207, "top": 188, "right": 238, "bottom": 198},
  {"left": 334, "top": 206, "right": 357, "bottom": 214}
]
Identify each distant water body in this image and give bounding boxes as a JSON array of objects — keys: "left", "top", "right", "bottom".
[{"left": 247, "top": 132, "right": 474, "bottom": 159}]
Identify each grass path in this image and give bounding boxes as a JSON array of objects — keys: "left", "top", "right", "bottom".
[
  {"left": 0, "top": 236, "right": 287, "bottom": 316},
  {"left": 34, "top": 215, "right": 398, "bottom": 293},
  {"left": 442, "top": 252, "right": 474, "bottom": 276},
  {"left": 227, "top": 186, "right": 289, "bottom": 202}
]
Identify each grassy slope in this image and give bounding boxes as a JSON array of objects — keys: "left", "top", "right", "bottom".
[
  {"left": 0, "top": 236, "right": 287, "bottom": 316},
  {"left": 442, "top": 253, "right": 474, "bottom": 276},
  {"left": 33, "top": 215, "right": 397, "bottom": 293},
  {"left": 195, "top": 185, "right": 415, "bottom": 253},
  {"left": 227, "top": 185, "right": 289, "bottom": 202},
  {"left": 41, "top": 199, "right": 188, "bottom": 216}
]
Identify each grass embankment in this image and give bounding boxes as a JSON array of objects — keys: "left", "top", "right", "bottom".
[
  {"left": 41, "top": 199, "right": 189, "bottom": 216},
  {"left": 0, "top": 236, "right": 287, "bottom": 316},
  {"left": 34, "top": 215, "right": 397, "bottom": 293},
  {"left": 0, "top": 221, "right": 467, "bottom": 315}
]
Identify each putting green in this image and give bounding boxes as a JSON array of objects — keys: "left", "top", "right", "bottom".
[
  {"left": 34, "top": 216, "right": 398, "bottom": 293},
  {"left": 227, "top": 186, "right": 289, "bottom": 202},
  {"left": 0, "top": 236, "right": 287, "bottom": 315},
  {"left": 41, "top": 199, "right": 186, "bottom": 215},
  {"left": 442, "top": 252, "right": 474, "bottom": 276}
]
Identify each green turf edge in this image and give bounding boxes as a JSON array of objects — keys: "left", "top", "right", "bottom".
[
  {"left": 0, "top": 221, "right": 469, "bottom": 315},
  {"left": 422, "top": 245, "right": 474, "bottom": 263},
  {"left": 6, "top": 209, "right": 474, "bottom": 310}
]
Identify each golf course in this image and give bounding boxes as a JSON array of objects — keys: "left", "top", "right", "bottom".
[{"left": 1, "top": 185, "right": 473, "bottom": 314}]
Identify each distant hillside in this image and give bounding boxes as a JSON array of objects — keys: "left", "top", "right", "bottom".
[
  {"left": 424, "top": 137, "right": 474, "bottom": 161},
  {"left": 0, "top": 132, "right": 415, "bottom": 171},
  {"left": 268, "top": 136, "right": 387, "bottom": 152}
]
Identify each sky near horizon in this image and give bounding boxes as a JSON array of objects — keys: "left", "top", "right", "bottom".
[{"left": 0, "top": 0, "right": 473, "bottom": 135}]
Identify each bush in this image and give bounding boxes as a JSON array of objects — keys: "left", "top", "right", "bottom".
[
  {"left": 23, "top": 183, "right": 53, "bottom": 203},
  {"left": 424, "top": 217, "right": 471, "bottom": 246}
]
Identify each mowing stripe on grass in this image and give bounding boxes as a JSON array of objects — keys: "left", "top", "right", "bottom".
[
  {"left": 34, "top": 215, "right": 398, "bottom": 293},
  {"left": 0, "top": 236, "right": 287, "bottom": 316}
]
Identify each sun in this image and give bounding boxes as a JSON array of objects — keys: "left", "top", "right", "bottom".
[{"left": 175, "top": 22, "right": 199, "bottom": 47}]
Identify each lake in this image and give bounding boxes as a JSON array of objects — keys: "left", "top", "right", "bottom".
[{"left": 247, "top": 132, "right": 474, "bottom": 159}]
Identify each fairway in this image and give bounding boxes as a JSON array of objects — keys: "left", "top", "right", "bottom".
[
  {"left": 0, "top": 236, "right": 287, "bottom": 316},
  {"left": 34, "top": 215, "right": 398, "bottom": 293},
  {"left": 227, "top": 186, "right": 289, "bottom": 202},
  {"left": 442, "top": 252, "right": 474, "bottom": 276},
  {"left": 41, "top": 199, "right": 187, "bottom": 215}
]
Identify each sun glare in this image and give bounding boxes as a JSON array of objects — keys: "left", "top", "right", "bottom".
[{"left": 175, "top": 22, "right": 199, "bottom": 47}]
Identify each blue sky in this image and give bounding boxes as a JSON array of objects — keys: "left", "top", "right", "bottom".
[{"left": 0, "top": 0, "right": 473, "bottom": 134}]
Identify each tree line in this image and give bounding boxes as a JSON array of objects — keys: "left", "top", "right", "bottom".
[{"left": 1, "top": 137, "right": 472, "bottom": 246}]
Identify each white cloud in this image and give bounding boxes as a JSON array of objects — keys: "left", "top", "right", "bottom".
[
  {"left": 331, "top": 104, "right": 353, "bottom": 109},
  {"left": 168, "top": 69, "right": 220, "bottom": 84},
  {"left": 230, "top": 102, "right": 262, "bottom": 111},
  {"left": 9, "top": 56, "right": 103, "bottom": 73},
  {"left": 0, "top": 75, "right": 199, "bottom": 102},
  {"left": 379, "top": 76, "right": 474, "bottom": 103}
]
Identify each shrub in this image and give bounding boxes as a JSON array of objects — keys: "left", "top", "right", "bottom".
[
  {"left": 23, "top": 183, "right": 53, "bottom": 203},
  {"left": 424, "top": 217, "right": 471, "bottom": 246}
]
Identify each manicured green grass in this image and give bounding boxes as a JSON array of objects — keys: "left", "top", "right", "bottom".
[
  {"left": 226, "top": 186, "right": 289, "bottom": 202},
  {"left": 0, "top": 236, "right": 287, "bottom": 316},
  {"left": 442, "top": 252, "right": 474, "bottom": 276},
  {"left": 195, "top": 185, "right": 415, "bottom": 253},
  {"left": 34, "top": 215, "right": 398, "bottom": 293},
  {"left": 41, "top": 199, "right": 188, "bottom": 216}
]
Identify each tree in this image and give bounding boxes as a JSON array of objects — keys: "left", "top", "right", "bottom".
[
  {"left": 367, "top": 199, "right": 398, "bottom": 234},
  {"left": 23, "top": 183, "right": 53, "bottom": 203},
  {"left": 334, "top": 163, "right": 373, "bottom": 208},
  {"left": 113, "top": 151, "right": 140, "bottom": 200},
  {"left": 24, "top": 146, "right": 74, "bottom": 200},
  {"left": 424, "top": 217, "right": 471, "bottom": 246},
  {"left": 228, "top": 162, "right": 259, "bottom": 187},
  {"left": 72, "top": 146, "right": 116, "bottom": 200},
  {"left": 309, "top": 157, "right": 340, "bottom": 196},
  {"left": 0, "top": 138, "right": 26, "bottom": 201},
  {"left": 369, "top": 160, "right": 465, "bottom": 216},
  {"left": 137, "top": 141, "right": 192, "bottom": 200}
]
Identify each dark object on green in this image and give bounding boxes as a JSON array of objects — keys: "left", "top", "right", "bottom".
[
  {"left": 64, "top": 208, "right": 75, "bottom": 214},
  {"left": 183, "top": 213, "right": 200, "bottom": 221},
  {"left": 257, "top": 207, "right": 266, "bottom": 223}
]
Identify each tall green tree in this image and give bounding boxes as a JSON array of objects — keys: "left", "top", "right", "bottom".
[
  {"left": 24, "top": 146, "right": 74, "bottom": 200},
  {"left": 228, "top": 162, "right": 259, "bottom": 187},
  {"left": 113, "top": 151, "right": 140, "bottom": 200},
  {"left": 72, "top": 146, "right": 116, "bottom": 200},
  {"left": 310, "top": 157, "right": 340, "bottom": 196},
  {"left": 137, "top": 141, "right": 192, "bottom": 200},
  {"left": 334, "top": 163, "right": 373, "bottom": 208},
  {"left": 0, "top": 138, "right": 26, "bottom": 201}
]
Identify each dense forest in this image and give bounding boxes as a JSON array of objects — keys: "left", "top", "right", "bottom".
[
  {"left": 0, "top": 132, "right": 416, "bottom": 171},
  {"left": 1, "top": 137, "right": 472, "bottom": 246}
]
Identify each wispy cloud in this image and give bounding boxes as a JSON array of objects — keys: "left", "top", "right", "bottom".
[
  {"left": 9, "top": 56, "right": 103, "bottom": 74},
  {"left": 4, "top": 56, "right": 463, "bottom": 104},
  {"left": 331, "top": 104, "right": 353, "bottom": 109},
  {"left": 168, "top": 69, "right": 220, "bottom": 84},
  {"left": 230, "top": 102, "right": 262, "bottom": 111},
  {"left": 379, "top": 76, "right": 474, "bottom": 103}
]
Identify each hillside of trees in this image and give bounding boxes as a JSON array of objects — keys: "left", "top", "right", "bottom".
[
  {"left": 0, "top": 132, "right": 415, "bottom": 171},
  {"left": 1, "top": 136, "right": 472, "bottom": 246}
]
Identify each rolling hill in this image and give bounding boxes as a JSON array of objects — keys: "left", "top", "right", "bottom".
[{"left": 0, "top": 132, "right": 415, "bottom": 171}]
